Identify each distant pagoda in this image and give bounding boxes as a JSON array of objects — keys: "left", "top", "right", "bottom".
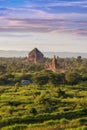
[
  {"left": 51, "top": 55, "right": 58, "bottom": 71},
  {"left": 26, "top": 48, "right": 44, "bottom": 64},
  {"left": 45, "top": 55, "right": 58, "bottom": 71},
  {"left": 24, "top": 48, "right": 59, "bottom": 71}
]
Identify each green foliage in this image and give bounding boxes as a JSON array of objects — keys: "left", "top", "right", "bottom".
[
  {"left": 65, "top": 72, "right": 81, "bottom": 85},
  {"left": 15, "top": 82, "right": 21, "bottom": 87},
  {"left": 0, "top": 56, "right": 87, "bottom": 85},
  {"left": 77, "top": 56, "right": 82, "bottom": 63},
  {"left": 0, "top": 83, "right": 87, "bottom": 129},
  {"left": 30, "top": 108, "right": 37, "bottom": 115},
  {"left": 0, "top": 65, "right": 6, "bottom": 74},
  {"left": 1, "top": 124, "right": 27, "bottom": 130},
  {"left": 33, "top": 73, "right": 49, "bottom": 86},
  {"left": 66, "top": 126, "right": 87, "bottom": 130},
  {"left": 0, "top": 57, "right": 87, "bottom": 130}
]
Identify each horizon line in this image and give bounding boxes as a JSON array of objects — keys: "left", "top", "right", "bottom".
[{"left": 0, "top": 49, "right": 87, "bottom": 53}]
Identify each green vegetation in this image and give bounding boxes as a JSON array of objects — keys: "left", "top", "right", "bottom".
[
  {"left": 0, "top": 83, "right": 87, "bottom": 130},
  {"left": 0, "top": 56, "right": 87, "bottom": 130}
]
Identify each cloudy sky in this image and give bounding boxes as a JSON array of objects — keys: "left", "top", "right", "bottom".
[{"left": 0, "top": 0, "right": 87, "bottom": 52}]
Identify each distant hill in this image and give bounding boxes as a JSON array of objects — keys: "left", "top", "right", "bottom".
[
  {"left": 0, "top": 50, "right": 28, "bottom": 58},
  {"left": 0, "top": 50, "right": 87, "bottom": 58},
  {"left": 44, "top": 52, "right": 87, "bottom": 58}
]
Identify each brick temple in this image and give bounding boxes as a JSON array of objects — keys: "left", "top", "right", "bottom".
[
  {"left": 25, "top": 48, "right": 58, "bottom": 71},
  {"left": 25, "top": 48, "right": 44, "bottom": 64}
]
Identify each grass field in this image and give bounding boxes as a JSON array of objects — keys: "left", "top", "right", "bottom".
[{"left": 0, "top": 83, "right": 87, "bottom": 130}]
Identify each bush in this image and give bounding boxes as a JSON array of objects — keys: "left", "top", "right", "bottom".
[
  {"left": 30, "top": 108, "right": 37, "bottom": 115},
  {"left": 15, "top": 82, "right": 21, "bottom": 87},
  {"left": 65, "top": 72, "right": 81, "bottom": 85},
  {"left": 33, "top": 73, "right": 49, "bottom": 86},
  {"left": 1, "top": 124, "right": 27, "bottom": 130}
]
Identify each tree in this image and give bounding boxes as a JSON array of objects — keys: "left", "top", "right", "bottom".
[
  {"left": 65, "top": 72, "right": 81, "bottom": 85},
  {"left": 0, "top": 65, "right": 6, "bottom": 75},
  {"left": 77, "top": 56, "right": 82, "bottom": 63},
  {"left": 49, "top": 73, "right": 66, "bottom": 86},
  {"left": 33, "top": 73, "right": 49, "bottom": 86},
  {"left": 30, "top": 108, "right": 37, "bottom": 115}
]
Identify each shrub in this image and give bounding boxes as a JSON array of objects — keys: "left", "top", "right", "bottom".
[
  {"left": 30, "top": 108, "right": 37, "bottom": 115},
  {"left": 15, "top": 82, "right": 21, "bottom": 87},
  {"left": 1, "top": 124, "right": 27, "bottom": 130}
]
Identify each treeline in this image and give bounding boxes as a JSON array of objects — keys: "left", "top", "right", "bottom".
[
  {"left": 0, "top": 56, "right": 87, "bottom": 73},
  {"left": 0, "top": 56, "right": 87, "bottom": 86},
  {"left": 0, "top": 70, "right": 87, "bottom": 86}
]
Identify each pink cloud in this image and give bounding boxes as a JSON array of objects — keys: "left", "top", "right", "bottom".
[{"left": 0, "top": 14, "right": 87, "bottom": 36}]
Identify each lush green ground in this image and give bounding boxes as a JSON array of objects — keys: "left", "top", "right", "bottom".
[{"left": 0, "top": 83, "right": 87, "bottom": 130}]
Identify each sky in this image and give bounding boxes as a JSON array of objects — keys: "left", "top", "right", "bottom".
[{"left": 0, "top": 0, "right": 87, "bottom": 52}]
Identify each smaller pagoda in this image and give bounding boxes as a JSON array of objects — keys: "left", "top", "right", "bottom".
[{"left": 45, "top": 56, "right": 58, "bottom": 71}]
